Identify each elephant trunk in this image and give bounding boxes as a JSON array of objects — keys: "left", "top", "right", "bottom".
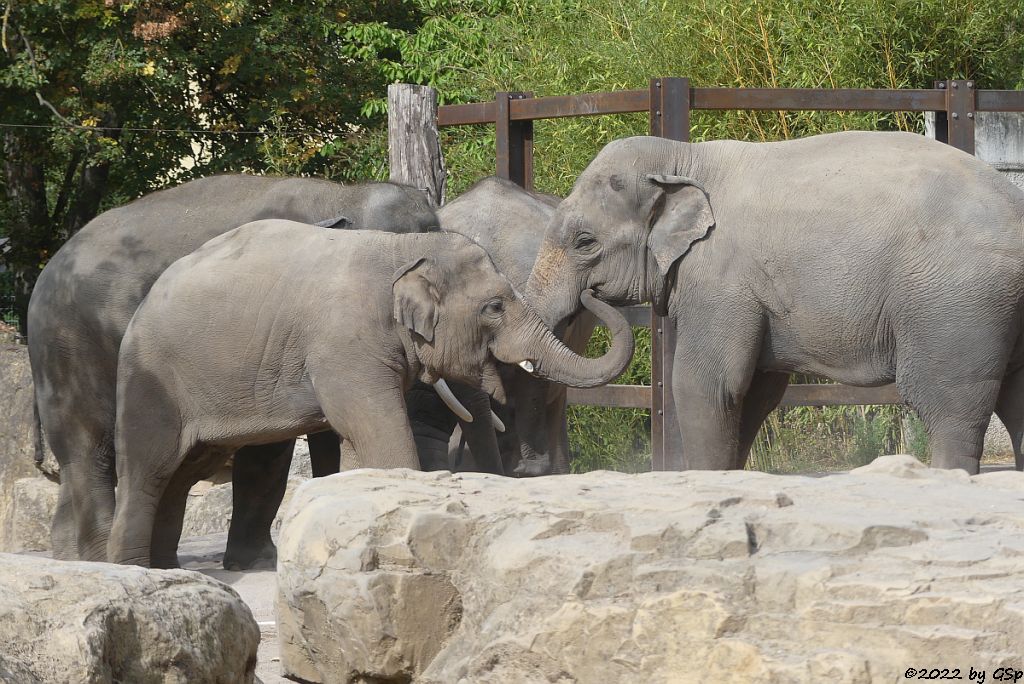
[{"left": 496, "top": 290, "right": 634, "bottom": 389}]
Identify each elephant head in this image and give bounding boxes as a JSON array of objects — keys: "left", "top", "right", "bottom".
[
  {"left": 526, "top": 137, "right": 714, "bottom": 327},
  {"left": 392, "top": 235, "right": 635, "bottom": 415}
]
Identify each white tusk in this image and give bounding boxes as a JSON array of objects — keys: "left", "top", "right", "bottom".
[
  {"left": 434, "top": 379, "right": 473, "bottom": 423},
  {"left": 518, "top": 360, "right": 535, "bottom": 373},
  {"left": 490, "top": 411, "right": 506, "bottom": 433}
]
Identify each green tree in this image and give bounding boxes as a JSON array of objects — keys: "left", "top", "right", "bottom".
[{"left": 0, "top": 0, "right": 422, "bottom": 329}]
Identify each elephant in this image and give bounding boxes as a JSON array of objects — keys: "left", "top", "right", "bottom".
[
  {"left": 108, "top": 222, "right": 633, "bottom": 566},
  {"left": 432, "top": 176, "right": 597, "bottom": 476},
  {"left": 26, "top": 174, "right": 441, "bottom": 567},
  {"left": 526, "top": 131, "right": 1024, "bottom": 475}
]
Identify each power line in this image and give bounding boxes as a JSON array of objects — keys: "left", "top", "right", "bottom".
[{"left": 0, "top": 121, "right": 323, "bottom": 136}]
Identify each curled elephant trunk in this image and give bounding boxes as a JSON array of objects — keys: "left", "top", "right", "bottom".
[{"left": 497, "top": 289, "right": 635, "bottom": 389}]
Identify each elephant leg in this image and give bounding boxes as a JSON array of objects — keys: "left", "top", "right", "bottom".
[
  {"left": 46, "top": 420, "right": 116, "bottom": 562},
  {"left": 994, "top": 365, "right": 1024, "bottom": 471},
  {"left": 151, "top": 445, "right": 228, "bottom": 569},
  {"left": 547, "top": 392, "right": 571, "bottom": 474},
  {"left": 671, "top": 311, "right": 763, "bottom": 470},
  {"left": 512, "top": 373, "right": 560, "bottom": 477},
  {"left": 221, "top": 439, "right": 294, "bottom": 570},
  {"left": 315, "top": 377, "right": 420, "bottom": 470},
  {"left": 734, "top": 371, "right": 790, "bottom": 470},
  {"left": 50, "top": 473, "right": 76, "bottom": 560},
  {"left": 407, "top": 381, "right": 458, "bottom": 471},
  {"left": 108, "top": 438, "right": 191, "bottom": 567},
  {"left": 340, "top": 440, "right": 362, "bottom": 470},
  {"left": 307, "top": 430, "right": 341, "bottom": 477},
  {"left": 898, "top": 355, "right": 1003, "bottom": 476},
  {"left": 453, "top": 383, "right": 504, "bottom": 475}
]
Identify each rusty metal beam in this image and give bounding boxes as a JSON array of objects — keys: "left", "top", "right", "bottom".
[
  {"left": 438, "top": 87, "right": 957, "bottom": 127},
  {"left": 495, "top": 92, "right": 534, "bottom": 190},
  {"left": 944, "top": 80, "right": 976, "bottom": 155},
  {"left": 976, "top": 90, "right": 1024, "bottom": 112},
  {"left": 778, "top": 384, "right": 902, "bottom": 407},
  {"left": 508, "top": 90, "right": 649, "bottom": 120},
  {"left": 568, "top": 385, "right": 652, "bottom": 408},
  {"left": 691, "top": 87, "right": 945, "bottom": 112},
  {"left": 649, "top": 77, "right": 689, "bottom": 471},
  {"left": 438, "top": 101, "right": 496, "bottom": 126}
]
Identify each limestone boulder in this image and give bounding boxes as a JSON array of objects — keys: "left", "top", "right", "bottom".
[
  {"left": 0, "top": 552, "right": 259, "bottom": 683},
  {"left": 277, "top": 456, "right": 1024, "bottom": 684},
  {"left": 8, "top": 477, "right": 60, "bottom": 553},
  {"left": 0, "top": 345, "right": 48, "bottom": 552}
]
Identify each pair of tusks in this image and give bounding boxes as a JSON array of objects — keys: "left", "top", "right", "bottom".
[{"left": 432, "top": 378, "right": 506, "bottom": 432}]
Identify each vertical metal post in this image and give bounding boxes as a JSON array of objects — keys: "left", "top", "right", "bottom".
[
  {"left": 944, "top": 79, "right": 976, "bottom": 155},
  {"left": 933, "top": 80, "right": 949, "bottom": 145},
  {"left": 649, "top": 77, "right": 689, "bottom": 471},
  {"left": 496, "top": 92, "right": 534, "bottom": 190}
]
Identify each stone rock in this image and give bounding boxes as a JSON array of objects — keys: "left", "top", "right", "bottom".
[
  {"left": 8, "top": 477, "right": 60, "bottom": 553},
  {"left": 181, "top": 474, "right": 310, "bottom": 540},
  {"left": 0, "top": 345, "right": 47, "bottom": 552},
  {"left": 985, "top": 414, "right": 1014, "bottom": 460},
  {"left": 0, "top": 552, "right": 259, "bottom": 683},
  {"left": 277, "top": 458, "right": 1024, "bottom": 684}
]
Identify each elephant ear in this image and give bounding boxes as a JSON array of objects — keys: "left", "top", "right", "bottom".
[
  {"left": 314, "top": 214, "right": 352, "bottom": 229},
  {"left": 645, "top": 174, "right": 715, "bottom": 278},
  {"left": 392, "top": 257, "right": 440, "bottom": 342}
]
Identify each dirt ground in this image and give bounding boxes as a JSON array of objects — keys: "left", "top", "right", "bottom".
[{"left": 178, "top": 534, "right": 285, "bottom": 684}]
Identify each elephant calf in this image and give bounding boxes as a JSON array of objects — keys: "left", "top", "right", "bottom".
[{"left": 109, "top": 222, "right": 633, "bottom": 567}]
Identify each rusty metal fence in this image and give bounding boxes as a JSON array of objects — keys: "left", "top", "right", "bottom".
[{"left": 436, "top": 78, "right": 1024, "bottom": 470}]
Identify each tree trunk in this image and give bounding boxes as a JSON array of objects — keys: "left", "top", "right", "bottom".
[{"left": 387, "top": 84, "right": 446, "bottom": 208}]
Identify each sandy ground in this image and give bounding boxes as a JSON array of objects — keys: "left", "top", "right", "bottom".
[{"left": 178, "top": 534, "right": 285, "bottom": 684}]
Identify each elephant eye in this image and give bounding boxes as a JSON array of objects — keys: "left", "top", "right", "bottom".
[
  {"left": 482, "top": 298, "right": 504, "bottom": 316},
  {"left": 574, "top": 232, "right": 598, "bottom": 252}
]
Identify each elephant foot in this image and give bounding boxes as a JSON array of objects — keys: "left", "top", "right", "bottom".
[
  {"left": 222, "top": 538, "right": 277, "bottom": 571},
  {"left": 513, "top": 455, "right": 553, "bottom": 477},
  {"left": 151, "top": 554, "right": 182, "bottom": 570}
]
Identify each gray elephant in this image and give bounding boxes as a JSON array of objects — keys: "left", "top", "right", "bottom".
[
  {"left": 434, "top": 177, "right": 596, "bottom": 475},
  {"left": 27, "top": 174, "right": 440, "bottom": 567},
  {"left": 526, "top": 131, "right": 1024, "bottom": 474},
  {"left": 109, "top": 222, "right": 633, "bottom": 566}
]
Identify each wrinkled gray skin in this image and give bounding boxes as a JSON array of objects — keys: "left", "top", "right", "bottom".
[
  {"left": 527, "top": 132, "right": 1024, "bottom": 475},
  {"left": 434, "top": 177, "right": 597, "bottom": 475},
  {"left": 109, "top": 223, "right": 633, "bottom": 566},
  {"left": 27, "top": 174, "right": 440, "bottom": 567}
]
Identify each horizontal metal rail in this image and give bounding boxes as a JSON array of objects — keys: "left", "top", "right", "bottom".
[{"left": 438, "top": 87, "right": 1024, "bottom": 127}]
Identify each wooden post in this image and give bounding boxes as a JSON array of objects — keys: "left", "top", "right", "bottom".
[{"left": 388, "top": 84, "right": 447, "bottom": 207}]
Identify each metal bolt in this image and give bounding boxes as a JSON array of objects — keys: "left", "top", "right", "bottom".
[
  {"left": 657, "top": 327, "right": 662, "bottom": 334},
  {"left": 968, "top": 81, "right": 974, "bottom": 89},
  {"left": 657, "top": 409, "right": 664, "bottom": 415},
  {"left": 656, "top": 80, "right": 662, "bottom": 88},
  {"left": 967, "top": 112, "right": 974, "bottom": 119},
  {"left": 656, "top": 110, "right": 662, "bottom": 117},
  {"left": 938, "top": 82, "right": 946, "bottom": 89},
  {"left": 952, "top": 112, "right": 959, "bottom": 119},
  {"left": 657, "top": 381, "right": 663, "bottom": 387}
]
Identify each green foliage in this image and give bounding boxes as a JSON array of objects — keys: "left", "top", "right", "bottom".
[
  {"left": 350, "top": 0, "right": 1024, "bottom": 472},
  {"left": 0, "top": 0, "right": 422, "bottom": 325}
]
